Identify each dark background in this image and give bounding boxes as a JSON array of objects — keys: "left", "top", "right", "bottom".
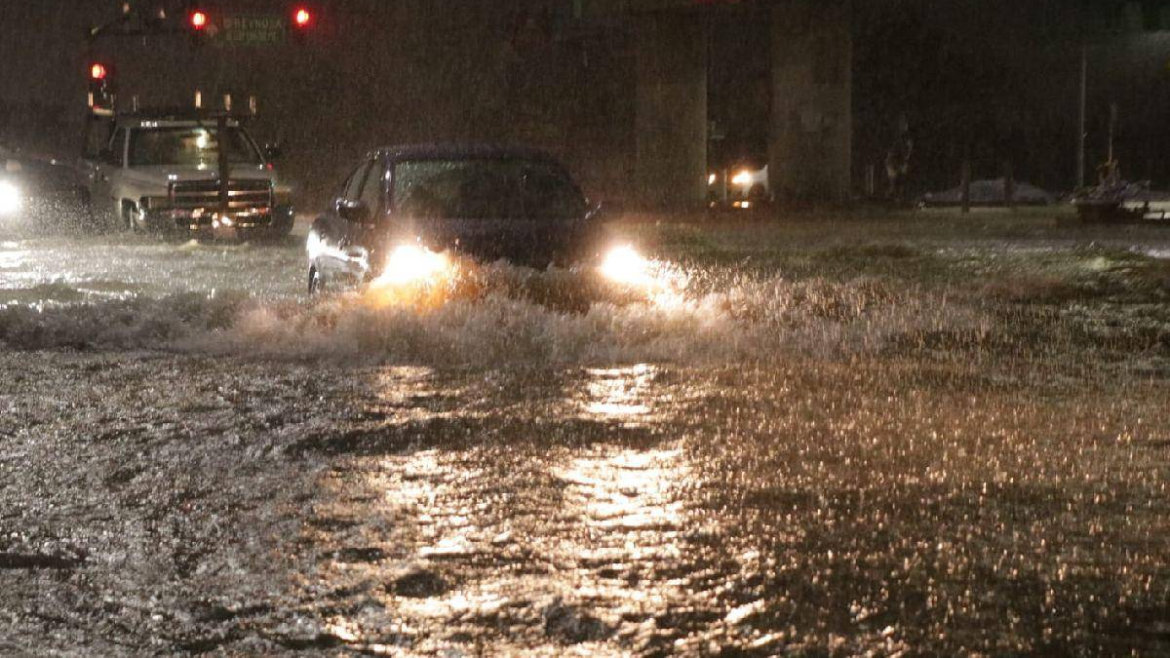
[{"left": 1, "top": 0, "right": 1168, "bottom": 206}]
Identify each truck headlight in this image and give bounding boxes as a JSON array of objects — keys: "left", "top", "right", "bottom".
[{"left": 0, "top": 181, "right": 22, "bottom": 216}]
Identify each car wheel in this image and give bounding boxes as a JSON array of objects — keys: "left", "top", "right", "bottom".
[{"left": 308, "top": 266, "right": 325, "bottom": 297}]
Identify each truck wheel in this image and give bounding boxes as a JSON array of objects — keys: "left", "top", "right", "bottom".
[
  {"left": 121, "top": 203, "right": 140, "bottom": 233},
  {"left": 76, "top": 192, "right": 100, "bottom": 233},
  {"left": 86, "top": 197, "right": 120, "bottom": 232}
]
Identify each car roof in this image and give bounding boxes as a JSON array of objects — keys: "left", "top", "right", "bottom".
[{"left": 372, "top": 143, "right": 564, "bottom": 164}]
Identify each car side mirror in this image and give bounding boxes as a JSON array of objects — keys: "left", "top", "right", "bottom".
[
  {"left": 263, "top": 143, "right": 283, "bottom": 161},
  {"left": 338, "top": 199, "right": 371, "bottom": 223}
]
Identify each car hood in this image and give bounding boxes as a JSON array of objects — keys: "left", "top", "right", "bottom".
[
  {"left": 3, "top": 158, "right": 82, "bottom": 193},
  {"left": 119, "top": 165, "right": 276, "bottom": 191},
  {"left": 376, "top": 216, "right": 601, "bottom": 267}
]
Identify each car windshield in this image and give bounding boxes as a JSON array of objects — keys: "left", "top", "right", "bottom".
[
  {"left": 128, "top": 126, "right": 262, "bottom": 167},
  {"left": 391, "top": 158, "right": 586, "bottom": 220}
]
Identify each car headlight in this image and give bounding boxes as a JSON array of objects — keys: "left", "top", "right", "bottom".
[
  {"left": 0, "top": 180, "right": 22, "bottom": 216},
  {"left": 600, "top": 245, "right": 651, "bottom": 286},
  {"left": 376, "top": 243, "right": 450, "bottom": 286}
]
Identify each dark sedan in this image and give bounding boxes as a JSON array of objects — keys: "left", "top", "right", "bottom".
[
  {"left": 306, "top": 144, "right": 619, "bottom": 295},
  {"left": 0, "top": 155, "right": 93, "bottom": 231}
]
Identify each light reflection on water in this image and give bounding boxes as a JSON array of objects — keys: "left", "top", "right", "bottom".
[
  {"left": 555, "top": 448, "right": 687, "bottom": 534},
  {"left": 374, "top": 365, "right": 438, "bottom": 411},
  {"left": 305, "top": 365, "right": 717, "bottom": 652},
  {"left": 581, "top": 364, "right": 656, "bottom": 421}
]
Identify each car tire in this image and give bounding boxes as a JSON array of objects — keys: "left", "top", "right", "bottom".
[{"left": 308, "top": 266, "right": 325, "bottom": 297}]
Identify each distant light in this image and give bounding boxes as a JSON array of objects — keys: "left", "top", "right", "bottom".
[
  {"left": 90, "top": 63, "right": 108, "bottom": 80},
  {"left": 189, "top": 9, "right": 208, "bottom": 30},
  {"left": 293, "top": 7, "right": 312, "bottom": 28},
  {"left": 707, "top": 173, "right": 716, "bottom": 186},
  {"left": 731, "top": 171, "right": 751, "bottom": 187}
]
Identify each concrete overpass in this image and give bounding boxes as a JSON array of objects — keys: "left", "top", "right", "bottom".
[
  {"left": 622, "top": 0, "right": 853, "bottom": 207},
  {"left": 0, "top": 0, "right": 853, "bottom": 209}
]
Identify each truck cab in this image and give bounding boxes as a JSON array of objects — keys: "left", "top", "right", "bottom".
[{"left": 82, "top": 109, "right": 294, "bottom": 237}]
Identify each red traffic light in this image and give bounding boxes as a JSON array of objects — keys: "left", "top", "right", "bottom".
[
  {"left": 293, "top": 7, "right": 312, "bottom": 28},
  {"left": 189, "top": 9, "right": 209, "bottom": 30},
  {"left": 90, "top": 63, "right": 108, "bottom": 80}
]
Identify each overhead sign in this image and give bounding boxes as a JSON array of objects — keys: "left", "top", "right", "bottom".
[{"left": 218, "top": 15, "right": 287, "bottom": 46}]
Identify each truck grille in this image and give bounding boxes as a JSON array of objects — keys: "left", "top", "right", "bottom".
[{"left": 169, "top": 179, "right": 273, "bottom": 213}]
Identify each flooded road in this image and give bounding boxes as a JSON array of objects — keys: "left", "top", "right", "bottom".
[{"left": 2, "top": 213, "right": 1169, "bottom": 655}]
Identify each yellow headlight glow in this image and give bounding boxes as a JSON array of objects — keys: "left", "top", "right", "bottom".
[
  {"left": 379, "top": 244, "right": 450, "bottom": 286},
  {"left": 600, "top": 245, "right": 651, "bottom": 287},
  {"left": 599, "top": 245, "right": 690, "bottom": 309},
  {"left": 364, "top": 243, "right": 458, "bottom": 309}
]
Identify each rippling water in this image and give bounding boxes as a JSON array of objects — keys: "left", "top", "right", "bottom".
[{"left": 1, "top": 216, "right": 1169, "bottom": 654}]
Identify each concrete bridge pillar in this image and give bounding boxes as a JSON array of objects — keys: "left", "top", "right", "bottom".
[
  {"left": 770, "top": 0, "right": 853, "bottom": 201},
  {"left": 634, "top": 12, "right": 708, "bottom": 210}
]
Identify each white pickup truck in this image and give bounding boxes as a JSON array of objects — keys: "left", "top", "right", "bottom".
[{"left": 81, "top": 110, "right": 294, "bottom": 237}]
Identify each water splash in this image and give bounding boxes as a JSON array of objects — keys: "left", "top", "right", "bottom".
[{"left": 0, "top": 257, "right": 980, "bottom": 367}]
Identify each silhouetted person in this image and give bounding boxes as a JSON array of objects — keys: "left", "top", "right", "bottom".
[
  {"left": 1096, "top": 158, "right": 1121, "bottom": 188},
  {"left": 885, "top": 133, "right": 913, "bottom": 202}
]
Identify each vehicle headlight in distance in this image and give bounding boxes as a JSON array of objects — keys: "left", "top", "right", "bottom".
[
  {"left": 600, "top": 245, "right": 650, "bottom": 286},
  {"left": 378, "top": 243, "right": 449, "bottom": 286},
  {"left": 0, "top": 180, "right": 22, "bottom": 216},
  {"left": 731, "top": 171, "right": 751, "bottom": 187}
]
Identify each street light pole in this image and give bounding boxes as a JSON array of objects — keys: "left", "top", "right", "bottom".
[{"left": 1077, "top": 42, "right": 1087, "bottom": 189}]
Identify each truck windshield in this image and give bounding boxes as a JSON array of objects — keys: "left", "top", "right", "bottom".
[
  {"left": 128, "top": 127, "right": 262, "bottom": 167},
  {"left": 392, "top": 158, "right": 586, "bottom": 220}
]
